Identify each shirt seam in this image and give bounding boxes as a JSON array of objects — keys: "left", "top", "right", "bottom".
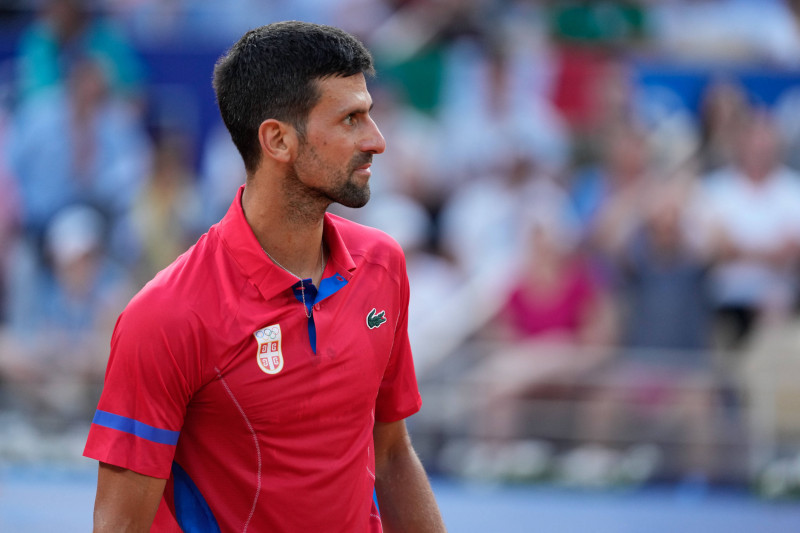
[{"left": 215, "top": 367, "right": 262, "bottom": 533}]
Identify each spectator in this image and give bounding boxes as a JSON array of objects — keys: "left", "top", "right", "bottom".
[
  {"left": 694, "top": 77, "right": 751, "bottom": 174},
  {"left": 7, "top": 55, "right": 151, "bottom": 257},
  {"left": 130, "top": 130, "right": 203, "bottom": 283},
  {"left": 617, "top": 180, "right": 716, "bottom": 353},
  {"left": 15, "top": 0, "right": 145, "bottom": 103},
  {"left": 499, "top": 211, "right": 613, "bottom": 348},
  {"left": 568, "top": 180, "right": 722, "bottom": 486},
  {"left": 464, "top": 178, "right": 617, "bottom": 445},
  {"left": 436, "top": 31, "right": 570, "bottom": 191},
  {"left": 699, "top": 110, "right": 800, "bottom": 353},
  {"left": 0, "top": 204, "right": 132, "bottom": 424},
  {"left": 571, "top": 120, "right": 653, "bottom": 248},
  {"left": 438, "top": 153, "right": 542, "bottom": 275}
]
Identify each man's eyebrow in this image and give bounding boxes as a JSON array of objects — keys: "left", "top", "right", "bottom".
[{"left": 342, "top": 101, "right": 374, "bottom": 115}]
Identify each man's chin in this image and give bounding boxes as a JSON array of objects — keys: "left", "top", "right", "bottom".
[
  {"left": 334, "top": 184, "right": 370, "bottom": 209},
  {"left": 337, "top": 195, "right": 370, "bottom": 209}
]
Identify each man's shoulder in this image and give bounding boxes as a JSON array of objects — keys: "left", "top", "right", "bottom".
[
  {"left": 123, "top": 229, "right": 228, "bottom": 325},
  {"left": 326, "top": 213, "right": 408, "bottom": 289}
]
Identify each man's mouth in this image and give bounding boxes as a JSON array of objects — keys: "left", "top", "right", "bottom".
[{"left": 352, "top": 155, "right": 373, "bottom": 174}]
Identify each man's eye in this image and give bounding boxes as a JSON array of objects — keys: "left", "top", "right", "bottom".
[{"left": 344, "top": 114, "right": 356, "bottom": 125}]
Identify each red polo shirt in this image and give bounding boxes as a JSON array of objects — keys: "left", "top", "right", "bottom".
[{"left": 84, "top": 185, "right": 422, "bottom": 532}]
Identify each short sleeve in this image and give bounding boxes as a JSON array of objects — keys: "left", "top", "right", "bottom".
[
  {"left": 374, "top": 256, "right": 422, "bottom": 423},
  {"left": 83, "top": 294, "right": 202, "bottom": 479}
]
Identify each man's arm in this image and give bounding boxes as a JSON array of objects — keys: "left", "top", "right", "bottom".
[
  {"left": 373, "top": 419, "right": 447, "bottom": 533},
  {"left": 93, "top": 462, "right": 167, "bottom": 532}
]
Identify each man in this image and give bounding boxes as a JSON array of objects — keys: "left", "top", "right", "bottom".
[
  {"left": 700, "top": 110, "right": 800, "bottom": 351},
  {"left": 84, "top": 21, "right": 447, "bottom": 532}
]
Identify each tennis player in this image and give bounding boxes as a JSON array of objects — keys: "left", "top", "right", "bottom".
[{"left": 84, "top": 21, "right": 446, "bottom": 532}]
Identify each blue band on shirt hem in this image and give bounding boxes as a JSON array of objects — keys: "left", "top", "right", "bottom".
[{"left": 93, "top": 409, "right": 180, "bottom": 445}]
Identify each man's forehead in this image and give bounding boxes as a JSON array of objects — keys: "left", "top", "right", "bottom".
[{"left": 314, "top": 74, "right": 372, "bottom": 109}]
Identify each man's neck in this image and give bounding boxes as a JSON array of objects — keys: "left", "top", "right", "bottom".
[{"left": 241, "top": 178, "right": 328, "bottom": 286}]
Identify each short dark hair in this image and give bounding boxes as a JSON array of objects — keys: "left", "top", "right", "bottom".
[{"left": 212, "top": 21, "right": 375, "bottom": 173}]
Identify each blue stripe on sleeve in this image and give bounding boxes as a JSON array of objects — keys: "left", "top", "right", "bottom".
[{"left": 92, "top": 410, "right": 180, "bottom": 445}]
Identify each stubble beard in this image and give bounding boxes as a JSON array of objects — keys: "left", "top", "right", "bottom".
[
  {"left": 327, "top": 151, "right": 372, "bottom": 209},
  {"left": 288, "top": 149, "right": 372, "bottom": 215},
  {"left": 331, "top": 172, "right": 371, "bottom": 208}
]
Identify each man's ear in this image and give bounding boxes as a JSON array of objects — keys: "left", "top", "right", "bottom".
[{"left": 258, "top": 119, "right": 298, "bottom": 163}]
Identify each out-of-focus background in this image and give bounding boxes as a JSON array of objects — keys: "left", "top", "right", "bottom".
[{"left": 1, "top": 0, "right": 800, "bottom": 531}]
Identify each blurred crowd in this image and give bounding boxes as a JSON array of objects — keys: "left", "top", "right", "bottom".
[{"left": 2, "top": 0, "right": 800, "bottom": 489}]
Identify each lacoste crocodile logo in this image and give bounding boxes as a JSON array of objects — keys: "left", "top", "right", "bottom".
[{"left": 366, "top": 308, "right": 387, "bottom": 329}]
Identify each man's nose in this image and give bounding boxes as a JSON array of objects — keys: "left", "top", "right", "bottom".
[{"left": 362, "top": 116, "right": 386, "bottom": 154}]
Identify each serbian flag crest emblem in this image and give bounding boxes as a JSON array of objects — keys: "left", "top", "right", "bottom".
[{"left": 254, "top": 324, "right": 284, "bottom": 374}]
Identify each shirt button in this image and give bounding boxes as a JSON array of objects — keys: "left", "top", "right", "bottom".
[{"left": 314, "top": 304, "right": 321, "bottom": 311}]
